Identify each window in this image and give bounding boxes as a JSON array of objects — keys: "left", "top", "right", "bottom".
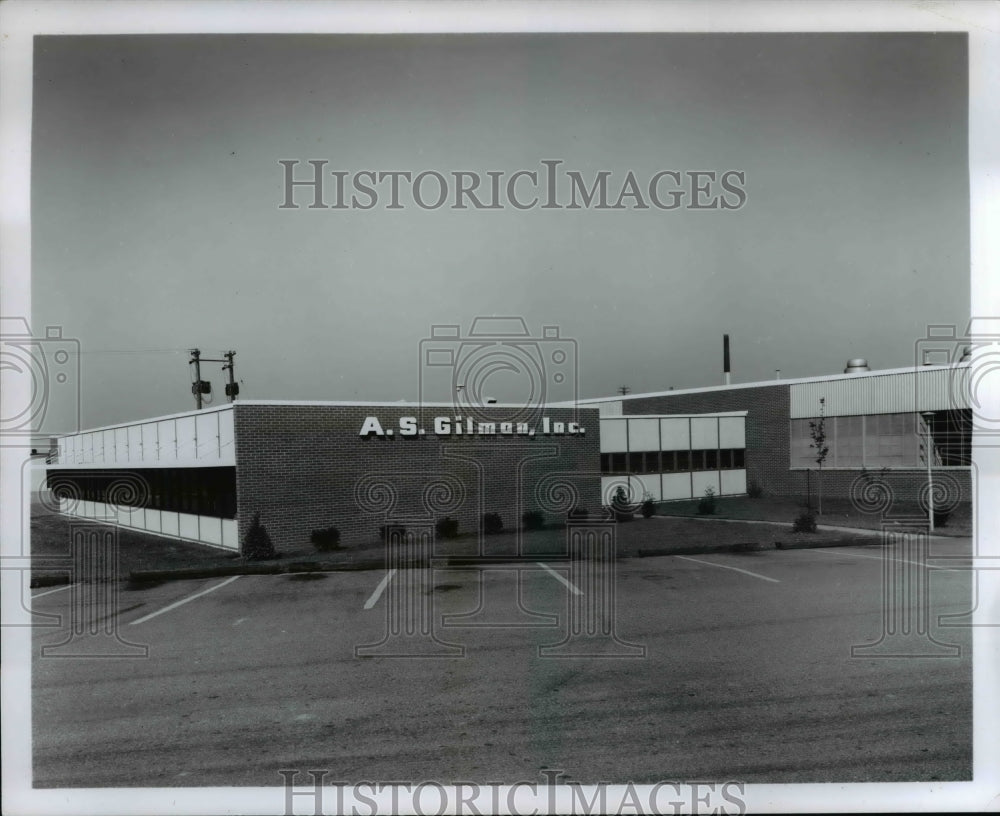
[
  {"left": 47, "top": 468, "right": 237, "bottom": 518},
  {"left": 601, "top": 453, "right": 628, "bottom": 474},
  {"left": 790, "top": 411, "right": 969, "bottom": 469},
  {"left": 835, "top": 415, "right": 863, "bottom": 467}
]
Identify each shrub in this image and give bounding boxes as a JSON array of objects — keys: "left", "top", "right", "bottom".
[
  {"left": 747, "top": 479, "right": 764, "bottom": 499},
  {"left": 483, "top": 513, "right": 504, "bottom": 535},
  {"left": 641, "top": 493, "right": 656, "bottom": 518},
  {"left": 611, "top": 485, "right": 633, "bottom": 522},
  {"left": 568, "top": 506, "right": 589, "bottom": 521},
  {"left": 522, "top": 510, "right": 545, "bottom": 531},
  {"left": 435, "top": 516, "right": 459, "bottom": 539},
  {"left": 697, "top": 486, "right": 717, "bottom": 516},
  {"left": 792, "top": 512, "right": 818, "bottom": 533},
  {"left": 243, "top": 512, "right": 275, "bottom": 560},
  {"left": 379, "top": 523, "right": 407, "bottom": 542},
  {"left": 310, "top": 526, "right": 341, "bottom": 552}
]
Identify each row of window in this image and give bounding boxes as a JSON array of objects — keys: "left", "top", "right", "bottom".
[
  {"left": 47, "top": 468, "right": 237, "bottom": 519},
  {"left": 789, "top": 409, "right": 971, "bottom": 469},
  {"left": 601, "top": 448, "right": 745, "bottom": 475}
]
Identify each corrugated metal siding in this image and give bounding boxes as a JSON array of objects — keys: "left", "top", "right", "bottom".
[
  {"left": 790, "top": 367, "right": 967, "bottom": 418},
  {"left": 598, "top": 401, "right": 623, "bottom": 417}
]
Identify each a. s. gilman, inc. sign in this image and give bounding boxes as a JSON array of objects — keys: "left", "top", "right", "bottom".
[{"left": 359, "top": 416, "right": 585, "bottom": 438}]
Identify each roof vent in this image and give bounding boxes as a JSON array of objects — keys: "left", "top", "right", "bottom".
[{"left": 844, "top": 358, "right": 870, "bottom": 374}]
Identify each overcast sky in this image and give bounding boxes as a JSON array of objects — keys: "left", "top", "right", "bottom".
[{"left": 31, "top": 32, "right": 970, "bottom": 429}]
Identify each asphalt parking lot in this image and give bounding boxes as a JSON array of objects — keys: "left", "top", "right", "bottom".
[{"left": 31, "top": 540, "right": 973, "bottom": 788}]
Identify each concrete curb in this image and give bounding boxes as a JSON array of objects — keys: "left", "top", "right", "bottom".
[
  {"left": 638, "top": 537, "right": 880, "bottom": 558},
  {"left": 654, "top": 513, "right": 969, "bottom": 539},
  {"left": 128, "top": 557, "right": 390, "bottom": 584},
  {"left": 773, "top": 538, "right": 882, "bottom": 550},
  {"left": 128, "top": 536, "right": 886, "bottom": 582}
]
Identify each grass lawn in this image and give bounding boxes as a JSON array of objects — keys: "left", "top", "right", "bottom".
[
  {"left": 29, "top": 501, "right": 241, "bottom": 584},
  {"left": 655, "top": 494, "right": 972, "bottom": 537},
  {"left": 29, "top": 497, "right": 900, "bottom": 585}
]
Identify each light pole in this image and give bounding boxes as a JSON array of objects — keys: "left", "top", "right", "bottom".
[{"left": 921, "top": 411, "right": 935, "bottom": 532}]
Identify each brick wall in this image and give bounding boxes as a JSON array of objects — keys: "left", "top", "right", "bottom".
[
  {"left": 232, "top": 404, "right": 601, "bottom": 551},
  {"left": 625, "top": 384, "right": 793, "bottom": 496},
  {"left": 620, "top": 386, "right": 972, "bottom": 504}
]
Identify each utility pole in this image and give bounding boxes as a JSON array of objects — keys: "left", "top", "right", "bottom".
[
  {"left": 188, "top": 348, "right": 238, "bottom": 408},
  {"left": 189, "top": 349, "right": 204, "bottom": 409},
  {"left": 922, "top": 411, "right": 936, "bottom": 532},
  {"left": 618, "top": 385, "right": 630, "bottom": 396},
  {"left": 223, "top": 350, "right": 239, "bottom": 401}
]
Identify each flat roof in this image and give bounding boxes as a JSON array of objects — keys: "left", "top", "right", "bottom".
[
  {"left": 563, "top": 362, "right": 972, "bottom": 405},
  {"left": 55, "top": 401, "right": 600, "bottom": 438},
  {"left": 57, "top": 362, "right": 968, "bottom": 438}
]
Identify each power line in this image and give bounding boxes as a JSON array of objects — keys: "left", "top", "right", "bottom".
[{"left": 52, "top": 348, "right": 192, "bottom": 355}]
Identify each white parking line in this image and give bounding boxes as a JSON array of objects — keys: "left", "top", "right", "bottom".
[
  {"left": 32, "top": 584, "right": 71, "bottom": 599},
  {"left": 810, "top": 547, "right": 963, "bottom": 573},
  {"left": 537, "top": 562, "right": 583, "bottom": 595},
  {"left": 128, "top": 576, "right": 242, "bottom": 626},
  {"left": 674, "top": 555, "right": 780, "bottom": 583},
  {"left": 364, "top": 569, "right": 397, "bottom": 609}
]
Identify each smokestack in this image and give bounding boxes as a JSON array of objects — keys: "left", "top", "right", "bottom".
[{"left": 723, "top": 334, "right": 731, "bottom": 385}]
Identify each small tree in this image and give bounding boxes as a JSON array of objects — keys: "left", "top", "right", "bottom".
[
  {"left": 697, "top": 485, "right": 717, "bottom": 515},
  {"left": 243, "top": 512, "right": 275, "bottom": 560},
  {"left": 808, "top": 398, "right": 830, "bottom": 515},
  {"left": 641, "top": 491, "right": 656, "bottom": 518}
]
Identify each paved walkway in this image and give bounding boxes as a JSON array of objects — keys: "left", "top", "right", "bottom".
[{"left": 653, "top": 513, "right": 968, "bottom": 540}]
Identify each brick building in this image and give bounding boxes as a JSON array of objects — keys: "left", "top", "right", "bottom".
[
  {"left": 46, "top": 402, "right": 616, "bottom": 551},
  {"left": 45, "top": 360, "right": 970, "bottom": 552},
  {"left": 576, "top": 360, "right": 973, "bottom": 508}
]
